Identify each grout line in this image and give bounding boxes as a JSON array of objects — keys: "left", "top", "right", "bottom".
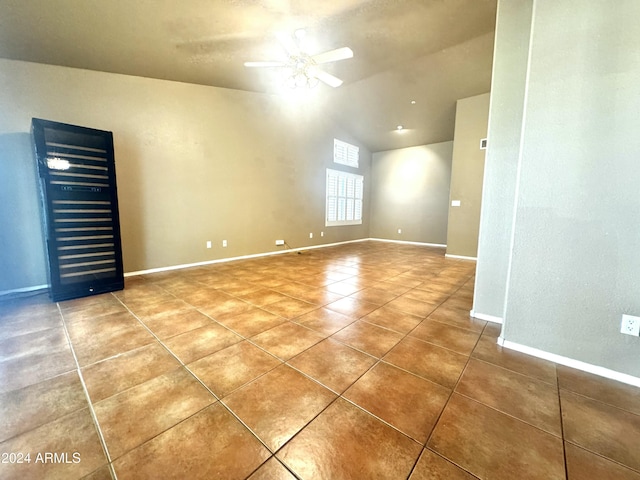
[
  {"left": 557, "top": 368, "right": 569, "bottom": 480},
  {"left": 56, "top": 303, "right": 119, "bottom": 480}
]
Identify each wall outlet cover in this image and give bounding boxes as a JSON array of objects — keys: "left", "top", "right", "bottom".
[
  {"left": 621, "top": 314, "right": 640, "bottom": 336},
  {"left": 275, "top": 239, "right": 285, "bottom": 246}
]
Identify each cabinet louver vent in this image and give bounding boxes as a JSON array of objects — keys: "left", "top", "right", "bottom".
[{"left": 32, "top": 119, "right": 124, "bottom": 302}]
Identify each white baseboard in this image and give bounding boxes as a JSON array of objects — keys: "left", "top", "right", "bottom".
[
  {"left": 497, "top": 338, "right": 640, "bottom": 388},
  {"left": 0, "top": 284, "right": 48, "bottom": 298},
  {"left": 369, "top": 238, "right": 446, "bottom": 248},
  {"left": 124, "top": 238, "right": 370, "bottom": 277},
  {"left": 445, "top": 254, "right": 477, "bottom": 261},
  {"left": 470, "top": 310, "right": 503, "bottom": 324}
]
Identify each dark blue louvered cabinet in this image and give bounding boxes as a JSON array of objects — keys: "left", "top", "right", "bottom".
[{"left": 31, "top": 118, "right": 124, "bottom": 302}]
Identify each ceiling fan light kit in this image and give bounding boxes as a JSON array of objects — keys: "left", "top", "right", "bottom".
[{"left": 244, "top": 30, "right": 353, "bottom": 89}]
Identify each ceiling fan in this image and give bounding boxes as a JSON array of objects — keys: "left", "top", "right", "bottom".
[{"left": 244, "top": 29, "right": 353, "bottom": 88}]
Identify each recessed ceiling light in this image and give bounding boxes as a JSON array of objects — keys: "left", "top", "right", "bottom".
[
  {"left": 410, "top": 100, "right": 416, "bottom": 104},
  {"left": 396, "top": 125, "right": 404, "bottom": 130}
]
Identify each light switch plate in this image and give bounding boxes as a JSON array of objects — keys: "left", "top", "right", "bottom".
[{"left": 451, "top": 200, "right": 461, "bottom": 207}]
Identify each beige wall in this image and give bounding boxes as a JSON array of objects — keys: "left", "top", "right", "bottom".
[
  {"left": 477, "top": 0, "right": 640, "bottom": 379},
  {"left": 0, "top": 59, "right": 371, "bottom": 291},
  {"left": 446, "top": 93, "right": 490, "bottom": 258},
  {"left": 370, "top": 143, "right": 452, "bottom": 245}
]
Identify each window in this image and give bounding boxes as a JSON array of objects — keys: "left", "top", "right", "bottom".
[
  {"left": 333, "top": 139, "right": 359, "bottom": 168},
  {"left": 326, "top": 169, "right": 363, "bottom": 226}
]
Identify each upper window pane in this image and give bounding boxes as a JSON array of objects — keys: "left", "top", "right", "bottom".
[{"left": 334, "top": 139, "right": 359, "bottom": 168}]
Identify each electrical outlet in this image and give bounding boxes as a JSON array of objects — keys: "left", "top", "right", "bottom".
[
  {"left": 275, "top": 239, "right": 285, "bottom": 246},
  {"left": 309, "top": 232, "right": 313, "bottom": 239},
  {"left": 397, "top": 228, "right": 402, "bottom": 234},
  {"left": 621, "top": 314, "right": 640, "bottom": 336},
  {"left": 321, "top": 231, "right": 324, "bottom": 237},
  {"left": 222, "top": 240, "right": 227, "bottom": 247},
  {"left": 206, "top": 241, "right": 212, "bottom": 249}
]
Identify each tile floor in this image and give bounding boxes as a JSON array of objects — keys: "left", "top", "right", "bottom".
[{"left": 1, "top": 241, "right": 639, "bottom": 479}]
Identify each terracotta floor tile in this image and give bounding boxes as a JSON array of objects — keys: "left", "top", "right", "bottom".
[
  {"left": 81, "top": 465, "right": 114, "bottom": 480},
  {"left": 441, "top": 296, "right": 473, "bottom": 311},
  {"left": 331, "top": 320, "right": 404, "bottom": 358},
  {"left": 428, "top": 393, "right": 565, "bottom": 480},
  {"left": 218, "top": 280, "right": 262, "bottom": 297},
  {"left": 403, "top": 287, "right": 449, "bottom": 305},
  {"left": 177, "top": 288, "right": 230, "bottom": 308},
  {"left": 0, "top": 407, "right": 107, "bottom": 479},
  {"left": 325, "top": 280, "right": 363, "bottom": 296},
  {"left": 561, "top": 389, "right": 640, "bottom": 471},
  {"left": 164, "top": 322, "right": 242, "bottom": 364},
  {"left": 0, "top": 370, "right": 87, "bottom": 442},
  {"left": 565, "top": 442, "right": 640, "bottom": 480},
  {"left": 0, "top": 346, "right": 76, "bottom": 393},
  {"left": 6, "top": 243, "right": 640, "bottom": 478},
  {"left": 113, "top": 403, "right": 270, "bottom": 480},
  {"left": 427, "top": 304, "right": 486, "bottom": 333},
  {"left": 67, "top": 313, "right": 156, "bottom": 367},
  {"left": 188, "top": 341, "right": 281, "bottom": 398},
  {"left": 60, "top": 300, "right": 128, "bottom": 324},
  {"left": 325, "top": 296, "right": 380, "bottom": 318},
  {"left": 94, "top": 368, "right": 214, "bottom": 459},
  {"left": 288, "top": 338, "right": 377, "bottom": 393},
  {"left": 293, "top": 307, "right": 355, "bottom": 336},
  {"left": 288, "top": 287, "right": 344, "bottom": 306},
  {"left": 410, "top": 319, "right": 481, "bottom": 356},
  {"left": 261, "top": 297, "right": 318, "bottom": 319},
  {"left": 471, "top": 334, "right": 557, "bottom": 384},
  {"left": 3, "top": 330, "right": 75, "bottom": 385},
  {"left": 383, "top": 336, "right": 468, "bottom": 389},
  {"left": 128, "top": 298, "right": 193, "bottom": 320},
  {"left": 197, "top": 296, "right": 254, "bottom": 320},
  {"left": 348, "top": 286, "right": 400, "bottom": 305},
  {"left": 455, "top": 358, "right": 562, "bottom": 436},
  {"left": 223, "top": 365, "right": 336, "bottom": 451},
  {"left": 344, "top": 362, "right": 450, "bottom": 443},
  {"left": 373, "top": 280, "right": 413, "bottom": 295},
  {"left": 237, "top": 288, "right": 291, "bottom": 307},
  {"left": 82, "top": 342, "right": 180, "bottom": 402},
  {"left": 277, "top": 398, "right": 422, "bottom": 479},
  {"left": 409, "top": 448, "right": 477, "bottom": 480},
  {"left": 247, "top": 457, "right": 297, "bottom": 480},
  {"left": 250, "top": 322, "right": 324, "bottom": 361},
  {"left": 271, "top": 281, "right": 318, "bottom": 299},
  {"left": 558, "top": 364, "right": 640, "bottom": 415},
  {"left": 361, "top": 305, "right": 423, "bottom": 334},
  {"left": 386, "top": 296, "right": 439, "bottom": 317},
  {"left": 0, "top": 311, "right": 62, "bottom": 341},
  {"left": 141, "top": 308, "right": 213, "bottom": 339},
  {"left": 218, "top": 308, "right": 286, "bottom": 337},
  {"left": 0, "top": 294, "right": 59, "bottom": 322},
  {"left": 482, "top": 321, "right": 502, "bottom": 337}
]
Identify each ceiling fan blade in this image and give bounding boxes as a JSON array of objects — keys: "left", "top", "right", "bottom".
[
  {"left": 244, "top": 61, "right": 286, "bottom": 68},
  {"left": 276, "top": 32, "right": 299, "bottom": 56},
  {"left": 311, "top": 47, "right": 354, "bottom": 65},
  {"left": 314, "top": 69, "right": 344, "bottom": 88}
]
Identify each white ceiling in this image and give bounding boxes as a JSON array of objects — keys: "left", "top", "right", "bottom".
[{"left": 0, "top": 0, "right": 497, "bottom": 152}]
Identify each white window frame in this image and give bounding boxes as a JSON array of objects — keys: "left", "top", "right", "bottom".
[
  {"left": 333, "top": 139, "right": 359, "bottom": 168},
  {"left": 325, "top": 168, "right": 363, "bottom": 226}
]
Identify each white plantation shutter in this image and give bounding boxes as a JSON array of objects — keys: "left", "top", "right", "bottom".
[
  {"left": 334, "top": 139, "right": 359, "bottom": 168},
  {"left": 326, "top": 169, "right": 363, "bottom": 226}
]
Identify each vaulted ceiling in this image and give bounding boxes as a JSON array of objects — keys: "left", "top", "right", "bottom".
[{"left": 0, "top": 0, "right": 497, "bottom": 152}]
